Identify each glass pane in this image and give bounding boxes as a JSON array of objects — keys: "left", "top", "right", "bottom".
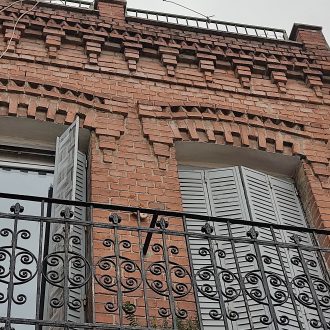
[{"left": 0, "top": 167, "right": 53, "bottom": 329}]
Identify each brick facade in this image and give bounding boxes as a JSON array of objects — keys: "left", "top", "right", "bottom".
[{"left": 0, "top": 0, "right": 330, "bottom": 325}]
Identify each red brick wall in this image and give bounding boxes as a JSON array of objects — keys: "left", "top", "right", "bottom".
[{"left": 0, "top": 0, "right": 330, "bottom": 325}]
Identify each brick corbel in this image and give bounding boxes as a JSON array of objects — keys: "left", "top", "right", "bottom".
[
  {"left": 268, "top": 64, "right": 288, "bottom": 93},
  {"left": 158, "top": 46, "right": 179, "bottom": 77},
  {"left": 123, "top": 42, "right": 142, "bottom": 72},
  {"left": 83, "top": 34, "right": 105, "bottom": 65},
  {"left": 232, "top": 59, "right": 253, "bottom": 89},
  {"left": 3, "top": 21, "right": 26, "bottom": 53},
  {"left": 43, "top": 27, "right": 65, "bottom": 59},
  {"left": 304, "top": 69, "right": 323, "bottom": 98},
  {"left": 197, "top": 52, "right": 216, "bottom": 83}
]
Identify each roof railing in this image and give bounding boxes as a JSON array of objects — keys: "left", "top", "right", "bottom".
[
  {"left": 40, "top": 0, "right": 94, "bottom": 9},
  {"left": 126, "top": 8, "right": 289, "bottom": 41}
]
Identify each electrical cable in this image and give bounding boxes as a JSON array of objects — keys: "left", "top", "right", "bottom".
[
  {"left": 0, "top": 0, "right": 24, "bottom": 15},
  {"left": 0, "top": 1, "right": 40, "bottom": 59},
  {"left": 162, "top": 0, "right": 214, "bottom": 21}
]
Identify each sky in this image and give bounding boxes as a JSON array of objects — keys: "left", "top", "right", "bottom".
[{"left": 127, "top": 0, "right": 330, "bottom": 44}]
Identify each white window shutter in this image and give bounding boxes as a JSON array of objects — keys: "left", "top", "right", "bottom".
[
  {"left": 206, "top": 167, "right": 266, "bottom": 330},
  {"left": 179, "top": 168, "right": 265, "bottom": 329},
  {"left": 178, "top": 170, "right": 221, "bottom": 329},
  {"left": 267, "top": 175, "right": 328, "bottom": 328},
  {"left": 240, "top": 167, "right": 328, "bottom": 329},
  {"left": 44, "top": 117, "right": 87, "bottom": 325}
]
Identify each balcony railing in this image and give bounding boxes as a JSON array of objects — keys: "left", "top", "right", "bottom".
[
  {"left": 0, "top": 192, "right": 329, "bottom": 329},
  {"left": 40, "top": 0, "right": 94, "bottom": 9},
  {"left": 126, "top": 8, "right": 289, "bottom": 41}
]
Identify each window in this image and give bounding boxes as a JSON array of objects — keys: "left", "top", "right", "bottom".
[
  {"left": 179, "top": 166, "right": 327, "bottom": 329},
  {"left": 0, "top": 118, "right": 88, "bottom": 328}
]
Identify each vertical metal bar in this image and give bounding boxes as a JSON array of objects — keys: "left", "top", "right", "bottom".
[
  {"left": 63, "top": 210, "right": 70, "bottom": 326},
  {"left": 6, "top": 203, "right": 21, "bottom": 329},
  {"left": 292, "top": 235, "right": 328, "bottom": 328},
  {"left": 227, "top": 221, "right": 255, "bottom": 329},
  {"left": 182, "top": 215, "right": 203, "bottom": 330},
  {"left": 204, "top": 225, "right": 230, "bottom": 328},
  {"left": 35, "top": 200, "right": 45, "bottom": 330},
  {"left": 112, "top": 215, "right": 123, "bottom": 327},
  {"left": 249, "top": 228, "right": 280, "bottom": 330},
  {"left": 269, "top": 226, "right": 304, "bottom": 329},
  {"left": 159, "top": 218, "right": 178, "bottom": 329},
  {"left": 136, "top": 210, "right": 151, "bottom": 328}
]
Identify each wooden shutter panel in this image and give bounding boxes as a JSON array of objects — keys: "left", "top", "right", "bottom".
[
  {"left": 178, "top": 170, "right": 222, "bottom": 329},
  {"left": 268, "top": 175, "right": 327, "bottom": 328},
  {"left": 206, "top": 167, "right": 266, "bottom": 330},
  {"left": 44, "top": 118, "right": 87, "bottom": 325},
  {"left": 240, "top": 167, "right": 326, "bottom": 329}
]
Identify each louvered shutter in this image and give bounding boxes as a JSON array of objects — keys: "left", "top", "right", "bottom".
[
  {"left": 44, "top": 117, "right": 87, "bottom": 326},
  {"left": 240, "top": 167, "right": 323, "bottom": 329},
  {"left": 206, "top": 168, "right": 266, "bottom": 329},
  {"left": 267, "top": 175, "right": 326, "bottom": 328},
  {"left": 178, "top": 170, "right": 221, "bottom": 329},
  {"left": 179, "top": 168, "right": 265, "bottom": 329}
]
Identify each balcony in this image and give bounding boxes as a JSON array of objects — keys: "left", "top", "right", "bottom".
[{"left": 0, "top": 192, "right": 329, "bottom": 329}]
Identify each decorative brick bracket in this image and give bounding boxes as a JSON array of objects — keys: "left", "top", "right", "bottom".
[
  {"left": 197, "top": 52, "right": 216, "bottom": 82},
  {"left": 159, "top": 46, "right": 179, "bottom": 77},
  {"left": 233, "top": 59, "right": 253, "bottom": 89},
  {"left": 268, "top": 64, "right": 288, "bottom": 93},
  {"left": 43, "top": 27, "right": 65, "bottom": 59},
  {"left": 123, "top": 42, "right": 142, "bottom": 71},
  {"left": 3, "top": 21, "right": 26, "bottom": 53},
  {"left": 83, "top": 34, "right": 106, "bottom": 65},
  {"left": 304, "top": 69, "right": 323, "bottom": 97}
]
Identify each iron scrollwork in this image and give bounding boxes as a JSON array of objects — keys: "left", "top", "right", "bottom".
[
  {"left": 0, "top": 228, "right": 38, "bottom": 306},
  {"left": 146, "top": 243, "right": 192, "bottom": 320},
  {"left": 42, "top": 232, "right": 92, "bottom": 311},
  {"left": 94, "top": 238, "right": 142, "bottom": 313}
]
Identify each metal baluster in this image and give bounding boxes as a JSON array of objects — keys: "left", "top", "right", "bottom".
[
  {"left": 269, "top": 226, "right": 304, "bottom": 329},
  {"left": 291, "top": 234, "right": 328, "bottom": 328},
  {"left": 201, "top": 222, "right": 230, "bottom": 328},
  {"left": 6, "top": 203, "right": 24, "bottom": 330},
  {"left": 109, "top": 213, "right": 123, "bottom": 327},
  {"left": 61, "top": 207, "right": 72, "bottom": 330},
  {"left": 157, "top": 217, "right": 178, "bottom": 329},
  {"left": 136, "top": 210, "right": 151, "bottom": 328},
  {"left": 227, "top": 221, "right": 255, "bottom": 329},
  {"left": 182, "top": 215, "right": 203, "bottom": 330},
  {"left": 35, "top": 201, "right": 45, "bottom": 330},
  {"left": 247, "top": 227, "right": 280, "bottom": 329}
]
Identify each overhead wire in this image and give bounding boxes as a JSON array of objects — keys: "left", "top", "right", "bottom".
[
  {"left": 0, "top": 0, "right": 40, "bottom": 59},
  {"left": 162, "top": 0, "right": 214, "bottom": 21},
  {"left": 0, "top": 0, "right": 24, "bottom": 15}
]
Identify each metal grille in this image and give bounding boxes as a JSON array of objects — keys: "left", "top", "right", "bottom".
[
  {"left": 40, "top": 0, "right": 94, "bottom": 9},
  {"left": 0, "top": 192, "right": 329, "bottom": 329},
  {"left": 126, "top": 8, "right": 289, "bottom": 41}
]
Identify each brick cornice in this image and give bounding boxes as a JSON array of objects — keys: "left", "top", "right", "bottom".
[
  {"left": 0, "top": 1, "right": 328, "bottom": 88},
  {"left": 137, "top": 103, "right": 330, "bottom": 188},
  {"left": 0, "top": 76, "right": 130, "bottom": 163}
]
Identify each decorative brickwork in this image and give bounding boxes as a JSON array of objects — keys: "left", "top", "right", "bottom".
[{"left": 0, "top": 0, "right": 330, "bottom": 325}]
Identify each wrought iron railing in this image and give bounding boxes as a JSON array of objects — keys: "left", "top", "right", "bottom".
[
  {"left": 126, "top": 8, "right": 289, "bottom": 41},
  {"left": 40, "top": 0, "right": 94, "bottom": 9},
  {"left": 0, "top": 192, "right": 329, "bottom": 329}
]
